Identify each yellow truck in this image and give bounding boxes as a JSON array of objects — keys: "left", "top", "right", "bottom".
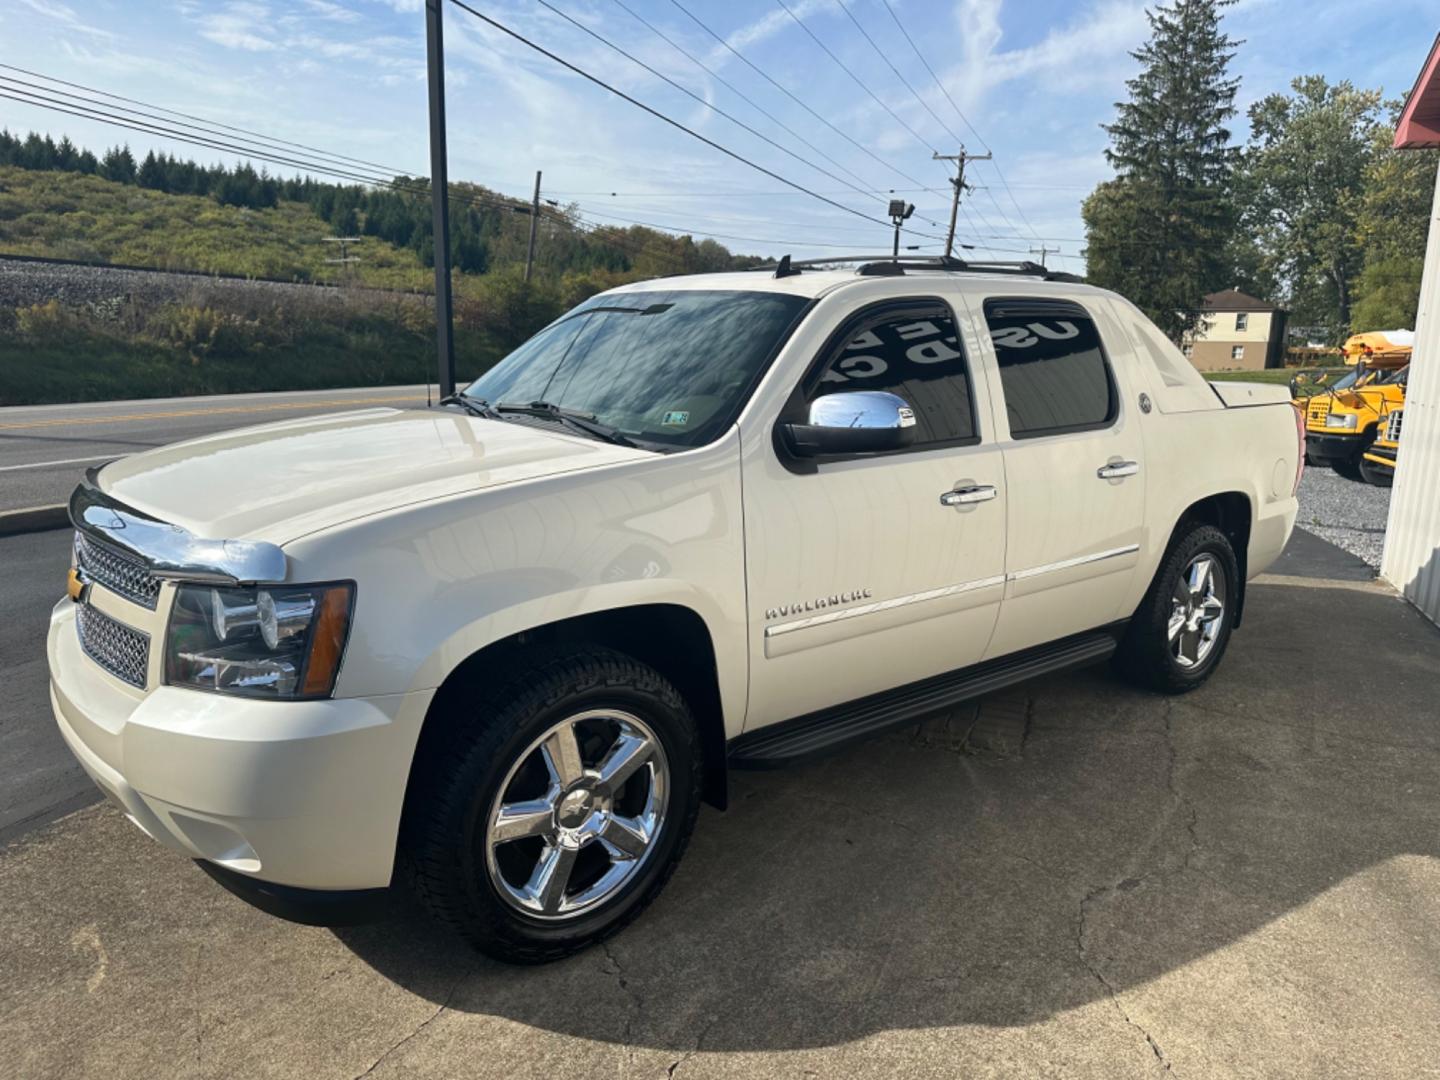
[{"left": 1303, "top": 330, "right": 1412, "bottom": 480}]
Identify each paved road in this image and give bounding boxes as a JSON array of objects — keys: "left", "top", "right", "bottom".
[
  {"left": 2, "top": 540, "right": 1438, "bottom": 1078},
  {"left": 0, "top": 385, "right": 431, "bottom": 513},
  {"left": 0, "top": 529, "right": 96, "bottom": 842}
]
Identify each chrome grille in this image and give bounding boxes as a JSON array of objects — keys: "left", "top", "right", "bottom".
[
  {"left": 1386, "top": 410, "right": 1404, "bottom": 443},
  {"left": 76, "top": 604, "right": 150, "bottom": 689},
  {"left": 1307, "top": 397, "right": 1331, "bottom": 425},
  {"left": 76, "top": 532, "right": 160, "bottom": 609}
]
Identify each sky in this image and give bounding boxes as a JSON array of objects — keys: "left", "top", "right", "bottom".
[{"left": 1, "top": 0, "right": 1436, "bottom": 273}]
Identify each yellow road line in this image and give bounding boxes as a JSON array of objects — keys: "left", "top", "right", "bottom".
[{"left": 0, "top": 394, "right": 425, "bottom": 431}]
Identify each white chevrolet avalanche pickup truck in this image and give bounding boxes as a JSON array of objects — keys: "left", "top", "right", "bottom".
[{"left": 49, "top": 257, "right": 1302, "bottom": 963}]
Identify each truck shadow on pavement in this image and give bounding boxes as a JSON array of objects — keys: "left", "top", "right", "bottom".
[{"left": 332, "top": 574, "right": 1440, "bottom": 1055}]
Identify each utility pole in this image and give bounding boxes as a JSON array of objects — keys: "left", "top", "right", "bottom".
[
  {"left": 524, "top": 170, "right": 542, "bottom": 283},
  {"left": 323, "top": 236, "right": 362, "bottom": 285},
  {"left": 1029, "top": 245, "right": 1060, "bottom": 268},
  {"left": 425, "top": 0, "right": 455, "bottom": 398},
  {"left": 933, "top": 147, "right": 990, "bottom": 259}
]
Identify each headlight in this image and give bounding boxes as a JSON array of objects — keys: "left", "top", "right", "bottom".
[
  {"left": 165, "top": 582, "right": 354, "bottom": 699},
  {"left": 1325, "top": 412, "right": 1358, "bottom": 430}
]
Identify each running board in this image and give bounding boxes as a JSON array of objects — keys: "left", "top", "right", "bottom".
[{"left": 728, "top": 629, "right": 1122, "bottom": 769}]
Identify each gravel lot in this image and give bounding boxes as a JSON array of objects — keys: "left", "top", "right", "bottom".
[{"left": 1296, "top": 465, "right": 1391, "bottom": 568}]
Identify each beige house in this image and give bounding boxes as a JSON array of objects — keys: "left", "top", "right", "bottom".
[{"left": 1181, "top": 289, "right": 1288, "bottom": 372}]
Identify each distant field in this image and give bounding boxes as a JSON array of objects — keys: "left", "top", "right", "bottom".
[{"left": 0, "top": 166, "right": 433, "bottom": 290}]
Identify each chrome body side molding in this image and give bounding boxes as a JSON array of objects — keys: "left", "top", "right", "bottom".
[
  {"left": 1006, "top": 544, "right": 1140, "bottom": 583},
  {"left": 764, "top": 575, "right": 1006, "bottom": 639},
  {"left": 69, "top": 471, "right": 288, "bottom": 586}
]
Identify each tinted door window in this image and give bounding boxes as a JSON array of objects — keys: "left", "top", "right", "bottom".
[
  {"left": 809, "top": 306, "right": 976, "bottom": 446},
  {"left": 984, "top": 299, "right": 1117, "bottom": 438}
]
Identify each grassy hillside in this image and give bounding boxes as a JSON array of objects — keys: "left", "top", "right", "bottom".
[{"left": 0, "top": 166, "right": 434, "bottom": 289}]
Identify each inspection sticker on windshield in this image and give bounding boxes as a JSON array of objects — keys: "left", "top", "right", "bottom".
[{"left": 661, "top": 410, "right": 690, "bottom": 427}]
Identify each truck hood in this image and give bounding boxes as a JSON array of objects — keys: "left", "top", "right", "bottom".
[{"left": 95, "top": 407, "right": 651, "bottom": 543}]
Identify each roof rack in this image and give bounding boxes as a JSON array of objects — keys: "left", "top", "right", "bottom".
[{"left": 760, "top": 254, "right": 1084, "bottom": 284}]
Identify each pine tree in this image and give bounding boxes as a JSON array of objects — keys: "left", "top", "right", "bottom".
[{"left": 1083, "top": 0, "right": 1241, "bottom": 340}]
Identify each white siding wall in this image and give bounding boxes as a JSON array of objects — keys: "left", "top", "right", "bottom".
[{"left": 1380, "top": 158, "right": 1440, "bottom": 625}]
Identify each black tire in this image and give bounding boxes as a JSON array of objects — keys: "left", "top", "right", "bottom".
[
  {"left": 1332, "top": 456, "right": 1365, "bottom": 481},
  {"left": 1359, "top": 458, "right": 1394, "bottom": 487},
  {"left": 402, "top": 646, "right": 702, "bottom": 964},
  {"left": 1113, "top": 523, "right": 1239, "bottom": 694}
]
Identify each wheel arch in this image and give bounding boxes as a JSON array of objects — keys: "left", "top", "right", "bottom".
[
  {"left": 403, "top": 603, "right": 730, "bottom": 825},
  {"left": 1164, "top": 490, "right": 1253, "bottom": 626}
]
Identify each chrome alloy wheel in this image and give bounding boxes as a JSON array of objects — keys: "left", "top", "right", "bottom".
[
  {"left": 1169, "top": 554, "right": 1226, "bottom": 668},
  {"left": 484, "top": 709, "right": 669, "bottom": 921}
]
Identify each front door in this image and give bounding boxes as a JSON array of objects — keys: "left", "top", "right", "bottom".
[
  {"left": 970, "top": 295, "right": 1147, "bottom": 660},
  {"left": 741, "top": 296, "right": 1009, "bottom": 731}
]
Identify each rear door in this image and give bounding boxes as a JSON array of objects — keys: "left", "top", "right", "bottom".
[
  {"left": 740, "top": 294, "right": 1008, "bottom": 730},
  {"left": 971, "top": 295, "right": 1147, "bottom": 660}
]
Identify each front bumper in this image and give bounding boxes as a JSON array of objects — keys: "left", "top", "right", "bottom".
[
  {"left": 1305, "top": 431, "right": 1364, "bottom": 463},
  {"left": 48, "top": 598, "right": 433, "bottom": 893}
]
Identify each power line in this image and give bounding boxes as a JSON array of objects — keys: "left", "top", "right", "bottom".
[
  {"left": 834, "top": 0, "right": 961, "bottom": 147},
  {"left": 606, "top": 0, "right": 877, "bottom": 195},
  {"left": 575, "top": 207, "right": 941, "bottom": 251},
  {"left": 545, "top": 187, "right": 949, "bottom": 197},
  {"left": 533, "top": 0, "right": 949, "bottom": 238},
  {"left": 0, "top": 83, "right": 539, "bottom": 218},
  {"left": 0, "top": 62, "right": 414, "bottom": 180},
  {"left": 530, "top": 0, "right": 915, "bottom": 227},
  {"left": 445, "top": 0, "right": 922, "bottom": 240},
  {"left": 665, "top": 0, "right": 938, "bottom": 193},
  {"left": 876, "top": 1, "right": 1046, "bottom": 250},
  {"left": 773, "top": 0, "right": 945, "bottom": 170}
]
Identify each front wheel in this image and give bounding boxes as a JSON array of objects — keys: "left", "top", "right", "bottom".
[
  {"left": 1114, "top": 523, "right": 1238, "bottom": 694},
  {"left": 402, "top": 647, "right": 702, "bottom": 964},
  {"left": 1359, "top": 458, "right": 1394, "bottom": 487}
]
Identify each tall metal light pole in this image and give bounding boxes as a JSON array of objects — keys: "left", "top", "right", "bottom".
[{"left": 425, "top": 0, "right": 456, "bottom": 398}]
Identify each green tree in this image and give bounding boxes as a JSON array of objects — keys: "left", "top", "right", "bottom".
[
  {"left": 1235, "top": 76, "right": 1382, "bottom": 341},
  {"left": 1083, "top": 0, "right": 1241, "bottom": 340},
  {"left": 1349, "top": 110, "right": 1437, "bottom": 331},
  {"left": 99, "top": 144, "right": 137, "bottom": 184}
]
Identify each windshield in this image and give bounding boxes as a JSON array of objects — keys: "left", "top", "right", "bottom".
[{"left": 464, "top": 289, "right": 810, "bottom": 449}]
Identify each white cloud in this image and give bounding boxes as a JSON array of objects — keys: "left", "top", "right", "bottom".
[
  {"left": 304, "top": 0, "right": 363, "bottom": 22},
  {"left": 193, "top": 2, "right": 278, "bottom": 52},
  {"left": 14, "top": 0, "right": 117, "bottom": 39}
]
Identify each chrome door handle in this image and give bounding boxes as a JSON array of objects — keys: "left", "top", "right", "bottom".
[
  {"left": 1097, "top": 461, "right": 1140, "bottom": 480},
  {"left": 940, "top": 484, "right": 997, "bottom": 506}
]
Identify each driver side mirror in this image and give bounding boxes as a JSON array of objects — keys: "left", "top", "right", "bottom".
[{"left": 782, "top": 390, "right": 917, "bottom": 458}]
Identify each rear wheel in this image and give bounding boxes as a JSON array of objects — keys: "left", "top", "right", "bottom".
[
  {"left": 1114, "top": 523, "right": 1238, "bottom": 694},
  {"left": 403, "top": 647, "right": 702, "bottom": 964}
]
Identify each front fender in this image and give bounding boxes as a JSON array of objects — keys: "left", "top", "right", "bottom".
[{"left": 280, "top": 434, "right": 749, "bottom": 731}]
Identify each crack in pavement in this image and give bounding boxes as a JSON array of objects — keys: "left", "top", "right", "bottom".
[
  {"left": 1076, "top": 881, "right": 1174, "bottom": 1074},
  {"left": 351, "top": 966, "right": 474, "bottom": 1080},
  {"left": 600, "top": 939, "right": 643, "bottom": 1068},
  {"left": 665, "top": 1015, "right": 716, "bottom": 1078},
  {"left": 1070, "top": 700, "right": 1204, "bottom": 1075}
]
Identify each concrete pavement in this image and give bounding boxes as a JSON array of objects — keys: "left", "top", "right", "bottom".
[
  {"left": 0, "top": 385, "right": 431, "bottom": 518},
  {"left": 2, "top": 535, "right": 1438, "bottom": 1078}
]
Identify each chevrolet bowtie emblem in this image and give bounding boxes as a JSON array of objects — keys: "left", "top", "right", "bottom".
[{"left": 67, "top": 567, "right": 90, "bottom": 604}]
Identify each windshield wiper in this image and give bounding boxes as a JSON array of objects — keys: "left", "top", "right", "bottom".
[
  {"left": 436, "top": 391, "right": 500, "bottom": 419},
  {"left": 494, "top": 401, "right": 638, "bottom": 448}
]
